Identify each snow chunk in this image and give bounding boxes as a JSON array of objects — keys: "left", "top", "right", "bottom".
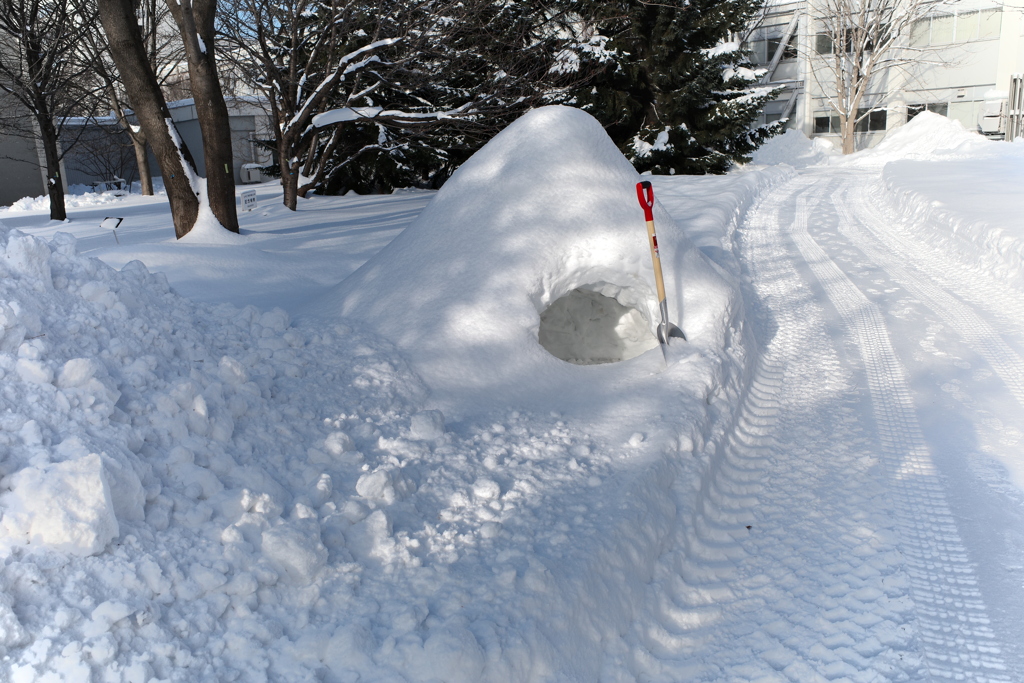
[
  {"left": 409, "top": 410, "right": 445, "bottom": 441},
  {"left": 15, "top": 358, "right": 53, "bottom": 385},
  {"left": 0, "top": 596, "right": 27, "bottom": 648},
  {"left": 324, "top": 431, "right": 356, "bottom": 455},
  {"left": 355, "top": 469, "right": 395, "bottom": 504},
  {"left": 218, "top": 355, "right": 249, "bottom": 385},
  {"left": 82, "top": 601, "right": 132, "bottom": 638},
  {"left": 261, "top": 522, "right": 327, "bottom": 585},
  {"left": 0, "top": 453, "right": 119, "bottom": 556},
  {"left": 5, "top": 233, "right": 52, "bottom": 288},
  {"left": 472, "top": 478, "right": 500, "bottom": 500}
]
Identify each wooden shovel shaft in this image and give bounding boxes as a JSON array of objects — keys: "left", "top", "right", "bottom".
[{"left": 645, "top": 218, "right": 668, "bottom": 305}]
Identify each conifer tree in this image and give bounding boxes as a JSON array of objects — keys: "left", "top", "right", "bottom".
[{"left": 561, "top": 0, "right": 782, "bottom": 174}]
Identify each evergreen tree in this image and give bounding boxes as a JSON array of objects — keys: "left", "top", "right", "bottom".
[
  {"left": 313, "top": 0, "right": 573, "bottom": 195},
  {"left": 560, "top": 0, "right": 783, "bottom": 174}
]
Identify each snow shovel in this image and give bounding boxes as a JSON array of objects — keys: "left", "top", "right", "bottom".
[{"left": 636, "top": 181, "right": 686, "bottom": 358}]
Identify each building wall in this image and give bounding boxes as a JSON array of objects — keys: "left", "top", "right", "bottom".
[
  {"left": 0, "top": 130, "right": 45, "bottom": 206},
  {"left": 752, "top": 0, "right": 1024, "bottom": 149}
]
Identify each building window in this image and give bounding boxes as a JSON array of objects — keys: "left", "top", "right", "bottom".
[
  {"left": 744, "top": 39, "right": 768, "bottom": 65},
  {"left": 814, "top": 109, "right": 886, "bottom": 133},
  {"left": 979, "top": 9, "right": 1001, "bottom": 38},
  {"left": 956, "top": 11, "right": 979, "bottom": 41},
  {"left": 768, "top": 35, "right": 798, "bottom": 61},
  {"left": 814, "top": 114, "right": 841, "bottom": 133},
  {"left": 907, "top": 103, "right": 948, "bottom": 120},
  {"left": 908, "top": 9, "right": 1000, "bottom": 47},
  {"left": 855, "top": 108, "right": 887, "bottom": 132}
]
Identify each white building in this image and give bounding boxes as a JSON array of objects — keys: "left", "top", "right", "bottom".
[{"left": 748, "top": 0, "right": 1024, "bottom": 149}]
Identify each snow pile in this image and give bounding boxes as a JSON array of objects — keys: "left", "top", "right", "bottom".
[
  {"left": 842, "top": 111, "right": 990, "bottom": 167},
  {"left": 2, "top": 187, "right": 134, "bottom": 213},
  {"left": 751, "top": 128, "right": 835, "bottom": 168},
  {"left": 0, "top": 218, "right": 452, "bottom": 680},
  {"left": 878, "top": 137, "right": 1024, "bottom": 290},
  {"left": 307, "top": 105, "right": 739, "bottom": 415}
]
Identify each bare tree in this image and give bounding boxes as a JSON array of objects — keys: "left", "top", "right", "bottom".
[
  {"left": 164, "top": 0, "right": 238, "bottom": 231},
  {"left": 97, "top": 0, "right": 201, "bottom": 237},
  {"left": 66, "top": 120, "right": 138, "bottom": 187},
  {"left": 99, "top": 0, "right": 239, "bottom": 237},
  {"left": 0, "top": 0, "right": 100, "bottom": 220},
  {"left": 810, "top": 0, "right": 948, "bottom": 153},
  {"left": 80, "top": 0, "right": 186, "bottom": 196}
]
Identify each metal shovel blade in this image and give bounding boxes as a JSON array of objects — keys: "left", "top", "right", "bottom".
[{"left": 658, "top": 321, "right": 686, "bottom": 345}]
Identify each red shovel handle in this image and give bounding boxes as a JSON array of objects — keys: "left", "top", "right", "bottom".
[{"left": 636, "top": 181, "right": 654, "bottom": 221}]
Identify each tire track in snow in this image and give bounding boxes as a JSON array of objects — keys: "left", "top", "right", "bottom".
[
  {"left": 717, "top": 179, "right": 921, "bottom": 682},
  {"left": 633, "top": 178, "right": 924, "bottom": 682},
  {"left": 791, "top": 190, "right": 1010, "bottom": 681},
  {"left": 631, "top": 349, "right": 787, "bottom": 681},
  {"left": 830, "top": 186, "right": 1024, "bottom": 411}
]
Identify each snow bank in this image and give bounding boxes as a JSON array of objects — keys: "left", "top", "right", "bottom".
[
  {"left": 307, "top": 106, "right": 739, "bottom": 416},
  {"left": 0, "top": 202, "right": 738, "bottom": 681},
  {"left": 878, "top": 137, "right": 1024, "bottom": 290},
  {"left": 841, "top": 111, "right": 991, "bottom": 167},
  {"left": 751, "top": 128, "right": 836, "bottom": 168},
  {"left": 3, "top": 187, "right": 131, "bottom": 213},
  {"left": 0, "top": 217, "right": 444, "bottom": 680}
]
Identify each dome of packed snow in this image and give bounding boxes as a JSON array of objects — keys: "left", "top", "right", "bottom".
[{"left": 306, "top": 106, "right": 738, "bottom": 414}]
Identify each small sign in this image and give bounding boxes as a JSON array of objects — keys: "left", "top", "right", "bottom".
[
  {"left": 241, "top": 190, "right": 258, "bottom": 211},
  {"left": 101, "top": 217, "right": 123, "bottom": 244}
]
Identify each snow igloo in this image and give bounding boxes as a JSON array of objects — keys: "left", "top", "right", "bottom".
[{"left": 306, "top": 106, "right": 731, "bottom": 411}]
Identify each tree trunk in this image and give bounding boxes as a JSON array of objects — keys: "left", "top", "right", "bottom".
[
  {"left": 841, "top": 117, "right": 855, "bottom": 154},
  {"left": 280, "top": 133, "right": 299, "bottom": 210},
  {"left": 132, "top": 134, "right": 155, "bottom": 195},
  {"left": 36, "top": 113, "right": 67, "bottom": 222},
  {"left": 97, "top": 0, "right": 200, "bottom": 238},
  {"left": 166, "top": 0, "right": 239, "bottom": 232},
  {"left": 283, "top": 157, "right": 299, "bottom": 210}
]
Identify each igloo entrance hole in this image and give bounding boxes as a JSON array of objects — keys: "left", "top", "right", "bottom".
[{"left": 538, "top": 288, "right": 659, "bottom": 365}]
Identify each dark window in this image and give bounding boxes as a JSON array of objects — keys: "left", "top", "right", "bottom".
[
  {"left": 816, "top": 28, "right": 883, "bottom": 54},
  {"left": 910, "top": 103, "right": 948, "bottom": 119},
  {"left": 814, "top": 115, "right": 842, "bottom": 133},
  {"left": 855, "top": 108, "right": 888, "bottom": 132},
  {"left": 768, "top": 35, "right": 798, "bottom": 60}
]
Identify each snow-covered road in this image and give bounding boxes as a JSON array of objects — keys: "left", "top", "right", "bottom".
[{"left": 639, "top": 168, "right": 1024, "bottom": 681}]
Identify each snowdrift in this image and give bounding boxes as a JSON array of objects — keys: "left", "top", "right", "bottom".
[
  {"left": 853, "top": 112, "right": 1024, "bottom": 291},
  {"left": 751, "top": 128, "right": 836, "bottom": 168},
  {"left": 881, "top": 142, "right": 1024, "bottom": 290},
  {"left": 307, "top": 106, "right": 738, "bottom": 415},
  {"left": 841, "top": 111, "right": 991, "bottom": 167}
]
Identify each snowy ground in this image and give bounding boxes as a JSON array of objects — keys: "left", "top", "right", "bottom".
[{"left": 1, "top": 109, "right": 1022, "bottom": 682}]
